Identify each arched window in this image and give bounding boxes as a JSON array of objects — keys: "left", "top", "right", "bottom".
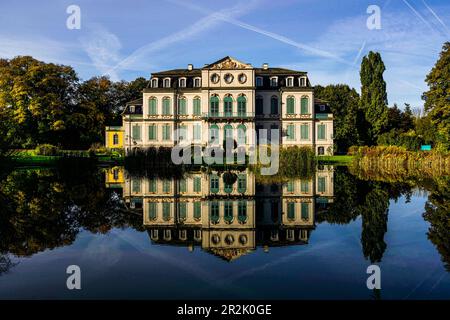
[
  {"left": 256, "top": 95, "right": 263, "bottom": 115},
  {"left": 209, "top": 124, "right": 219, "bottom": 143},
  {"left": 113, "top": 133, "right": 119, "bottom": 145},
  {"left": 237, "top": 95, "right": 246, "bottom": 116},
  {"left": 286, "top": 77, "right": 294, "bottom": 87},
  {"left": 178, "top": 96, "right": 187, "bottom": 115},
  {"left": 148, "top": 97, "right": 157, "bottom": 115},
  {"left": 224, "top": 179, "right": 233, "bottom": 194},
  {"left": 178, "top": 78, "right": 186, "bottom": 87},
  {"left": 210, "top": 95, "right": 219, "bottom": 116},
  {"left": 162, "top": 97, "right": 171, "bottom": 115},
  {"left": 270, "top": 96, "right": 278, "bottom": 115},
  {"left": 224, "top": 95, "right": 233, "bottom": 116},
  {"left": 194, "top": 77, "right": 201, "bottom": 88},
  {"left": 193, "top": 96, "right": 201, "bottom": 116},
  {"left": 237, "top": 174, "right": 246, "bottom": 193},
  {"left": 151, "top": 78, "right": 158, "bottom": 88},
  {"left": 210, "top": 175, "right": 219, "bottom": 193},
  {"left": 301, "top": 96, "right": 309, "bottom": 114},
  {"left": 163, "top": 78, "right": 171, "bottom": 88},
  {"left": 256, "top": 76, "right": 263, "bottom": 87},
  {"left": 286, "top": 96, "right": 295, "bottom": 115},
  {"left": 237, "top": 124, "right": 246, "bottom": 145}
]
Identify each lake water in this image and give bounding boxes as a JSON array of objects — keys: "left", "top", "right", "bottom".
[{"left": 0, "top": 163, "right": 448, "bottom": 300}]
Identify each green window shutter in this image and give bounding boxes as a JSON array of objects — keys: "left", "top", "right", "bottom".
[
  {"left": 318, "top": 124, "right": 326, "bottom": 140},
  {"left": 148, "top": 125, "right": 157, "bottom": 140},
  {"left": 132, "top": 179, "right": 141, "bottom": 193},
  {"left": 179, "top": 202, "right": 187, "bottom": 220},
  {"left": 210, "top": 96, "right": 219, "bottom": 116},
  {"left": 210, "top": 175, "right": 219, "bottom": 193},
  {"left": 148, "top": 202, "right": 157, "bottom": 220},
  {"left": 179, "top": 179, "right": 187, "bottom": 192},
  {"left": 193, "top": 177, "right": 201, "bottom": 192},
  {"left": 238, "top": 201, "right": 247, "bottom": 223},
  {"left": 163, "top": 98, "right": 171, "bottom": 115},
  {"left": 224, "top": 182, "right": 233, "bottom": 194},
  {"left": 193, "top": 124, "right": 201, "bottom": 140},
  {"left": 237, "top": 175, "right": 246, "bottom": 193},
  {"left": 287, "top": 202, "right": 295, "bottom": 220},
  {"left": 301, "top": 124, "right": 309, "bottom": 140},
  {"left": 163, "top": 180, "right": 171, "bottom": 193},
  {"left": 300, "top": 180, "right": 309, "bottom": 193},
  {"left": 132, "top": 125, "right": 141, "bottom": 140},
  {"left": 193, "top": 98, "right": 201, "bottom": 115},
  {"left": 193, "top": 202, "right": 201, "bottom": 220},
  {"left": 162, "top": 124, "right": 171, "bottom": 140},
  {"left": 301, "top": 203, "right": 309, "bottom": 220},
  {"left": 224, "top": 96, "right": 233, "bottom": 116},
  {"left": 287, "top": 97, "right": 295, "bottom": 114},
  {"left": 287, "top": 181, "right": 294, "bottom": 192},
  {"left": 163, "top": 203, "right": 171, "bottom": 221},
  {"left": 237, "top": 96, "right": 246, "bottom": 116},
  {"left": 301, "top": 97, "right": 309, "bottom": 114},
  {"left": 149, "top": 179, "right": 157, "bottom": 192},
  {"left": 224, "top": 201, "right": 233, "bottom": 223},
  {"left": 178, "top": 98, "right": 186, "bottom": 115},
  {"left": 287, "top": 125, "right": 295, "bottom": 141},
  {"left": 209, "top": 125, "right": 219, "bottom": 143},
  {"left": 237, "top": 125, "right": 246, "bottom": 144},
  {"left": 210, "top": 201, "right": 219, "bottom": 224},
  {"left": 271, "top": 97, "right": 278, "bottom": 114},
  {"left": 178, "top": 125, "right": 187, "bottom": 141},
  {"left": 318, "top": 177, "right": 326, "bottom": 192},
  {"left": 149, "top": 98, "right": 157, "bottom": 115}
]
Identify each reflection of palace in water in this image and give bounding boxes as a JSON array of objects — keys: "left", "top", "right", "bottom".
[{"left": 106, "top": 166, "right": 334, "bottom": 261}]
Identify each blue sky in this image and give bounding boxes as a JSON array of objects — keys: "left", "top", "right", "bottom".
[{"left": 0, "top": 0, "right": 449, "bottom": 108}]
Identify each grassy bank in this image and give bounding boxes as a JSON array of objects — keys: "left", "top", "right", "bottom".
[
  {"left": 349, "top": 146, "right": 450, "bottom": 177},
  {"left": 316, "top": 155, "right": 354, "bottom": 164}
]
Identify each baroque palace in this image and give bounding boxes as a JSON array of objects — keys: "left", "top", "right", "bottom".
[
  {"left": 105, "top": 166, "right": 334, "bottom": 261},
  {"left": 106, "top": 56, "right": 334, "bottom": 155}
]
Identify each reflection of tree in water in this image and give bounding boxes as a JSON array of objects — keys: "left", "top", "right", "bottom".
[
  {"left": 423, "top": 176, "right": 450, "bottom": 271},
  {"left": 360, "top": 187, "right": 389, "bottom": 263},
  {"left": 0, "top": 163, "right": 140, "bottom": 260},
  {"left": 0, "top": 254, "right": 17, "bottom": 276}
]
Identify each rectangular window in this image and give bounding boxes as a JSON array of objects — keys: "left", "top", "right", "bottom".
[
  {"left": 300, "top": 124, "right": 309, "bottom": 140},
  {"left": 162, "top": 202, "right": 171, "bottom": 220},
  {"left": 178, "top": 125, "right": 187, "bottom": 141},
  {"left": 148, "top": 124, "right": 157, "bottom": 141},
  {"left": 193, "top": 124, "right": 201, "bottom": 140},
  {"left": 179, "top": 202, "right": 187, "bottom": 220},
  {"left": 318, "top": 124, "right": 326, "bottom": 140},
  {"left": 148, "top": 179, "right": 157, "bottom": 193},
  {"left": 193, "top": 177, "right": 201, "bottom": 192},
  {"left": 162, "top": 124, "right": 172, "bottom": 141},
  {"left": 193, "top": 98, "right": 201, "bottom": 116},
  {"left": 318, "top": 176, "right": 326, "bottom": 193},
  {"left": 287, "top": 124, "right": 295, "bottom": 141},
  {"left": 237, "top": 175, "right": 246, "bottom": 193},
  {"left": 132, "top": 125, "right": 141, "bottom": 141},
  {"left": 238, "top": 201, "right": 247, "bottom": 223},
  {"left": 210, "top": 176, "right": 219, "bottom": 193}
]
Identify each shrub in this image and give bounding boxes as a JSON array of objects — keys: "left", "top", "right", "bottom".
[
  {"left": 88, "top": 143, "right": 107, "bottom": 155},
  {"left": 35, "top": 144, "right": 60, "bottom": 156}
]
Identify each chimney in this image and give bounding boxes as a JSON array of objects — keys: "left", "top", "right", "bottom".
[
  {"left": 187, "top": 64, "right": 193, "bottom": 71},
  {"left": 262, "top": 63, "right": 269, "bottom": 70}
]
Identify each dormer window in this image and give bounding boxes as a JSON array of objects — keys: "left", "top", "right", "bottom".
[
  {"left": 256, "top": 76, "right": 263, "bottom": 87},
  {"left": 130, "top": 105, "right": 135, "bottom": 113},
  {"left": 194, "top": 77, "right": 201, "bottom": 88},
  {"left": 286, "top": 77, "right": 294, "bottom": 87},
  {"left": 299, "top": 77, "right": 306, "bottom": 87},
  {"left": 151, "top": 78, "right": 158, "bottom": 88},
  {"left": 320, "top": 105, "right": 326, "bottom": 112},
  {"left": 270, "top": 77, "right": 278, "bottom": 87},
  {"left": 163, "top": 78, "right": 171, "bottom": 88},
  {"left": 179, "top": 78, "right": 186, "bottom": 88}
]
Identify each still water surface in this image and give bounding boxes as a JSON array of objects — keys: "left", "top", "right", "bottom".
[{"left": 0, "top": 164, "right": 448, "bottom": 299}]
